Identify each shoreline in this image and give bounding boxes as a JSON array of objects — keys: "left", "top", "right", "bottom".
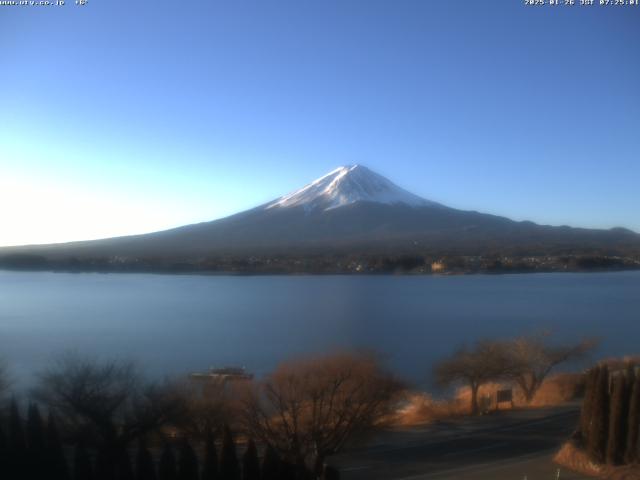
[{"left": 1, "top": 265, "right": 639, "bottom": 277}]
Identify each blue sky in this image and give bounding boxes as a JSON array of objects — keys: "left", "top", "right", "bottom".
[{"left": 1, "top": 0, "right": 639, "bottom": 245}]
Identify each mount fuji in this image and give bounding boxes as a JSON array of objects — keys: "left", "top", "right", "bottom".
[
  {"left": 264, "top": 165, "right": 440, "bottom": 211},
  {"left": 2, "top": 165, "right": 639, "bottom": 269}
]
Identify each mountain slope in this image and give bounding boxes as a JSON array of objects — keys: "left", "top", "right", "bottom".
[
  {"left": 264, "top": 165, "right": 440, "bottom": 211},
  {"left": 1, "top": 165, "right": 639, "bottom": 263}
]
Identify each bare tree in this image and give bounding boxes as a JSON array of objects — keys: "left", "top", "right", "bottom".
[
  {"left": 33, "top": 353, "right": 186, "bottom": 456},
  {"left": 173, "top": 378, "right": 246, "bottom": 441},
  {"left": 434, "top": 340, "right": 511, "bottom": 415},
  {"left": 241, "top": 351, "right": 403, "bottom": 475},
  {"left": 0, "top": 359, "right": 9, "bottom": 398},
  {"left": 505, "top": 334, "right": 596, "bottom": 403}
]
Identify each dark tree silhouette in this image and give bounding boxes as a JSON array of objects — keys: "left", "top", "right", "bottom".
[
  {"left": 278, "top": 460, "right": 295, "bottom": 480},
  {"left": 178, "top": 440, "right": 199, "bottom": 480},
  {"left": 8, "top": 399, "right": 27, "bottom": 479},
  {"left": 74, "top": 442, "right": 94, "bottom": 480},
  {"left": 625, "top": 363, "right": 636, "bottom": 387},
  {"left": 260, "top": 444, "right": 280, "bottom": 480},
  {"left": 159, "top": 443, "right": 178, "bottom": 480},
  {"left": 580, "top": 367, "right": 598, "bottom": 442},
  {"left": 241, "top": 439, "right": 260, "bottom": 480},
  {"left": 588, "top": 365, "right": 610, "bottom": 463},
  {"left": 136, "top": 440, "right": 157, "bottom": 480},
  {"left": 0, "top": 360, "right": 8, "bottom": 396},
  {"left": 219, "top": 426, "right": 239, "bottom": 480},
  {"left": 47, "top": 412, "right": 71, "bottom": 480},
  {"left": 95, "top": 446, "right": 116, "bottom": 480},
  {"left": 0, "top": 426, "right": 7, "bottom": 477},
  {"left": 27, "top": 403, "right": 47, "bottom": 480},
  {"left": 322, "top": 465, "right": 341, "bottom": 480},
  {"left": 606, "top": 374, "right": 627, "bottom": 465},
  {"left": 34, "top": 354, "right": 185, "bottom": 458},
  {"left": 201, "top": 431, "right": 219, "bottom": 480},
  {"left": 177, "top": 380, "right": 235, "bottom": 443},
  {"left": 625, "top": 372, "right": 640, "bottom": 464},
  {"left": 115, "top": 448, "right": 135, "bottom": 480}
]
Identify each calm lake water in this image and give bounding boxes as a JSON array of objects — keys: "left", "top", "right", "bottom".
[{"left": 1, "top": 270, "right": 639, "bottom": 389}]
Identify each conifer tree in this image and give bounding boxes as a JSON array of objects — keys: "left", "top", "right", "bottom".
[
  {"left": 621, "top": 369, "right": 633, "bottom": 456},
  {"left": 260, "top": 444, "right": 280, "bottom": 480},
  {"left": 116, "top": 448, "right": 135, "bottom": 480},
  {"left": 626, "top": 363, "right": 636, "bottom": 386},
  {"left": 137, "top": 440, "right": 157, "bottom": 480},
  {"left": 588, "top": 365, "right": 610, "bottom": 463},
  {"left": 27, "top": 404, "right": 46, "bottom": 449},
  {"left": 178, "top": 440, "right": 199, "bottom": 480},
  {"left": 0, "top": 426, "right": 7, "bottom": 476},
  {"left": 8, "top": 399, "right": 27, "bottom": 480},
  {"left": 201, "top": 431, "right": 219, "bottom": 480},
  {"left": 74, "top": 442, "right": 94, "bottom": 480},
  {"left": 580, "top": 367, "right": 598, "bottom": 442},
  {"left": 241, "top": 439, "right": 260, "bottom": 480},
  {"left": 219, "top": 426, "right": 239, "bottom": 480},
  {"left": 47, "top": 413, "right": 71, "bottom": 480},
  {"left": 159, "top": 443, "right": 178, "bottom": 480},
  {"left": 95, "top": 447, "right": 116, "bottom": 480},
  {"left": 322, "top": 465, "right": 340, "bottom": 480},
  {"left": 606, "top": 375, "right": 627, "bottom": 465},
  {"left": 47, "top": 412, "right": 71, "bottom": 480},
  {"left": 278, "top": 460, "right": 295, "bottom": 480},
  {"left": 27, "top": 403, "right": 47, "bottom": 480},
  {"left": 625, "top": 373, "right": 640, "bottom": 464}
]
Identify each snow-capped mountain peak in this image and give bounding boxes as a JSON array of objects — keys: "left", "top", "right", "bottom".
[{"left": 265, "top": 165, "right": 440, "bottom": 211}]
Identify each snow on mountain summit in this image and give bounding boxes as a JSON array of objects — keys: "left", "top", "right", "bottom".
[{"left": 265, "top": 165, "right": 440, "bottom": 211}]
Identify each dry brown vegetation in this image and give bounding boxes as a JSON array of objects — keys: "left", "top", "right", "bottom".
[
  {"left": 598, "top": 355, "right": 640, "bottom": 372},
  {"left": 395, "top": 373, "right": 585, "bottom": 426},
  {"left": 554, "top": 442, "right": 640, "bottom": 480},
  {"left": 457, "top": 373, "right": 585, "bottom": 409},
  {"left": 506, "top": 335, "right": 594, "bottom": 402},
  {"left": 394, "top": 393, "right": 468, "bottom": 426},
  {"left": 527, "top": 373, "right": 585, "bottom": 406},
  {"left": 22, "top": 351, "right": 404, "bottom": 478},
  {"left": 554, "top": 442, "right": 607, "bottom": 478},
  {"left": 434, "top": 334, "right": 594, "bottom": 415},
  {"left": 554, "top": 356, "right": 640, "bottom": 480},
  {"left": 434, "top": 340, "right": 510, "bottom": 415},
  {"left": 241, "top": 351, "right": 404, "bottom": 474},
  {"left": 175, "top": 377, "right": 250, "bottom": 441}
]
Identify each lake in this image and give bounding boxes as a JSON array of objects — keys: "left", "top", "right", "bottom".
[{"left": 1, "top": 270, "right": 638, "bottom": 390}]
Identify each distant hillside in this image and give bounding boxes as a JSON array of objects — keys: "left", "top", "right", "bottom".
[{"left": 1, "top": 165, "right": 639, "bottom": 273}]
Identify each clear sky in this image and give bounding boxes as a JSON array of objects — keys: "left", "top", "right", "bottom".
[{"left": 1, "top": 0, "right": 639, "bottom": 246}]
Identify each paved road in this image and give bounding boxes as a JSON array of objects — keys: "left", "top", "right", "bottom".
[{"left": 329, "top": 405, "right": 591, "bottom": 480}]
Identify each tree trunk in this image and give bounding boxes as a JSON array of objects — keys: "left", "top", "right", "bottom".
[
  {"left": 580, "top": 368, "right": 598, "bottom": 443},
  {"left": 606, "top": 375, "right": 627, "bottom": 465},
  {"left": 588, "top": 366, "right": 610, "bottom": 464},
  {"left": 314, "top": 453, "right": 325, "bottom": 479},
  {"left": 523, "top": 384, "right": 536, "bottom": 403},
  {"left": 519, "top": 375, "right": 538, "bottom": 404},
  {"left": 470, "top": 383, "right": 479, "bottom": 415},
  {"left": 625, "top": 374, "right": 640, "bottom": 464}
]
